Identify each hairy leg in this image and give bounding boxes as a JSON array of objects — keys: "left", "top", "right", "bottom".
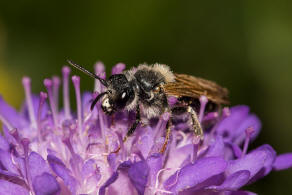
[
  {"left": 112, "top": 105, "right": 140, "bottom": 153},
  {"left": 160, "top": 119, "right": 172, "bottom": 153},
  {"left": 187, "top": 105, "right": 204, "bottom": 139}
]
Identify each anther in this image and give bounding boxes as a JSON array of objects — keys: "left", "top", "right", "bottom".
[
  {"left": 72, "top": 75, "right": 83, "bottom": 131},
  {"left": 52, "top": 76, "right": 60, "bottom": 113},
  {"left": 37, "top": 92, "right": 47, "bottom": 140},
  {"left": 94, "top": 62, "right": 106, "bottom": 93},
  {"left": 22, "top": 77, "right": 37, "bottom": 128},
  {"left": 44, "top": 79, "right": 58, "bottom": 127}
]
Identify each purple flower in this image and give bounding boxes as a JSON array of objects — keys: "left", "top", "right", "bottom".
[{"left": 0, "top": 62, "right": 291, "bottom": 195}]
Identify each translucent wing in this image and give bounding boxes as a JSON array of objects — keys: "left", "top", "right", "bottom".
[{"left": 163, "top": 73, "right": 229, "bottom": 104}]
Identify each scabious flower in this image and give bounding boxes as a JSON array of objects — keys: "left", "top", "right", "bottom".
[{"left": 0, "top": 62, "right": 292, "bottom": 195}]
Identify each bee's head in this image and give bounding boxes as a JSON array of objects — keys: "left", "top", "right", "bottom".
[{"left": 101, "top": 74, "right": 135, "bottom": 115}]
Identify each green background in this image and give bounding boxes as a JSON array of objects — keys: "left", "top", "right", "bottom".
[{"left": 0, "top": 1, "right": 291, "bottom": 194}]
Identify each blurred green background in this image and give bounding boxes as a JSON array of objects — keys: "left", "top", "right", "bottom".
[{"left": 0, "top": 0, "right": 291, "bottom": 194}]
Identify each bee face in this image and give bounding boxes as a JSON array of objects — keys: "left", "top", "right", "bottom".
[{"left": 101, "top": 74, "right": 135, "bottom": 115}]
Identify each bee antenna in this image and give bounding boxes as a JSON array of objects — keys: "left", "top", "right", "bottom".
[
  {"left": 67, "top": 60, "right": 108, "bottom": 87},
  {"left": 90, "top": 91, "right": 107, "bottom": 111}
]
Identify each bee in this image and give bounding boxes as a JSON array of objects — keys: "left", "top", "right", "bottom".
[{"left": 68, "top": 60, "right": 229, "bottom": 153}]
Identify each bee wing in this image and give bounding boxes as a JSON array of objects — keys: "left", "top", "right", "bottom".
[{"left": 163, "top": 73, "right": 229, "bottom": 104}]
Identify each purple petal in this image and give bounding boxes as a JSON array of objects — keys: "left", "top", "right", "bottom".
[
  {"left": 107, "top": 153, "right": 118, "bottom": 171},
  {"left": 221, "top": 140, "right": 243, "bottom": 160},
  {"left": 216, "top": 105, "right": 250, "bottom": 139},
  {"left": 0, "top": 135, "right": 9, "bottom": 151},
  {"left": 14, "top": 157, "right": 26, "bottom": 179},
  {"left": 273, "top": 153, "right": 292, "bottom": 171},
  {"left": 0, "top": 149, "right": 18, "bottom": 174},
  {"left": 0, "top": 179, "right": 29, "bottom": 195},
  {"left": 82, "top": 159, "right": 96, "bottom": 177},
  {"left": 164, "top": 157, "right": 227, "bottom": 192},
  {"left": 0, "top": 169, "right": 28, "bottom": 189},
  {"left": 47, "top": 154, "right": 77, "bottom": 194},
  {"left": 165, "top": 144, "right": 193, "bottom": 173},
  {"left": 81, "top": 159, "right": 101, "bottom": 191},
  {"left": 226, "top": 144, "right": 276, "bottom": 180},
  {"left": 233, "top": 114, "right": 261, "bottom": 145},
  {"left": 204, "top": 136, "right": 225, "bottom": 158},
  {"left": 128, "top": 160, "right": 149, "bottom": 195},
  {"left": 99, "top": 172, "right": 119, "bottom": 195},
  {"left": 207, "top": 170, "right": 250, "bottom": 191},
  {"left": 32, "top": 172, "right": 60, "bottom": 195},
  {"left": 146, "top": 154, "right": 163, "bottom": 187},
  {"left": 99, "top": 161, "right": 133, "bottom": 195},
  {"left": 21, "top": 95, "right": 48, "bottom": 122},
  {"left": 29, "top": 152, "right": 51, "bottom": 181},
  {"left": 178, "top": 189, "right": 222, "bottom": 195},
  {"left": 226, "top": 191, "right": 257, "bottom": 195},
  {"left": 136, "top": 130, "right": 154, "bottom": 159},
  {"left": 0, "top": 95, "right": 28, "bottom": 129}
]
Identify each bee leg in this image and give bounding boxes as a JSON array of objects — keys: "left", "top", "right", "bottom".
[
  {"left": 111, "top": 115, "right": 116, "bottom": 127},
  {"left": 187, "top": 106, "right": 204, "bottom": 140},
  {"left": 111, "top": 106, "right": 140, "bottom": 153},
  {"left": 160, "top": 119, "right": 172, "bottom": 154}
]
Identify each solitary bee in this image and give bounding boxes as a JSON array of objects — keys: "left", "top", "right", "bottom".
[{"left": 68, "top": 60, "right": 229, "bottom": 153}]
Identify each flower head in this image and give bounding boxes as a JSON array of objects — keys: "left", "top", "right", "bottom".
[{"left": 0, "top": 62, "right": 291, "bottom": 195}]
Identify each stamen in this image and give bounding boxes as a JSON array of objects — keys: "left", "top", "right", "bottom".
[
  {"left": 209, "top": 107, "right": 230, "bottom": 136},
  {"left": 95, "top": 92, "right": 107, "bottom": 141},
  {"left": 21, "top": 138, "right": 33, "bottom": 191},
  {"left": 37, "top": 92, "right": 47, "bottom": 140},
  {"left": 94, "top": 62, "right": 106, "bottom": 93},
  {"left": 241, "top": 127, "right": 255, "bottom": 157},
  {"left": 147, "top": 167, "right": 180, "bottom": 194},
  {"left": 199, "top": 95, "right": 208, "bottom": 123},
  {"left": 191, "top": 136, "right": 200, "bottom": 163},
  {"left": 155, "top": 168, "right": 171, "bottom": 189},
  {"left": 154, "top": 112, "right": 170, "bottom": 139},
  {"left": 222, "top": 107, "right": 230, "bottom": 118},
  {"left": 62, "top": 66, "right": 71, "bottom": 119},
  {"left": 0, "top": 113, "right": 14, "bottom": 130},
  {"left": 52, "top": 76, "right": 60, "bottom": 114},
  {"left": 22, "top": 77, "right": 37, "bottom": 128},
  {"left": 63, "top": 137, "right": 80, "bottom": 175},
  {"left": 10, "top": 128, "right": 21, "bottom": 143},
  {"left": 44, "top": 79, "right": 58, "bottom": 127},
  {"left": 72, "top": 75, "right": 83, "bottom": 131},
  {"left": 111, "top": 63, "right": 125, "bottom": 75}
]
